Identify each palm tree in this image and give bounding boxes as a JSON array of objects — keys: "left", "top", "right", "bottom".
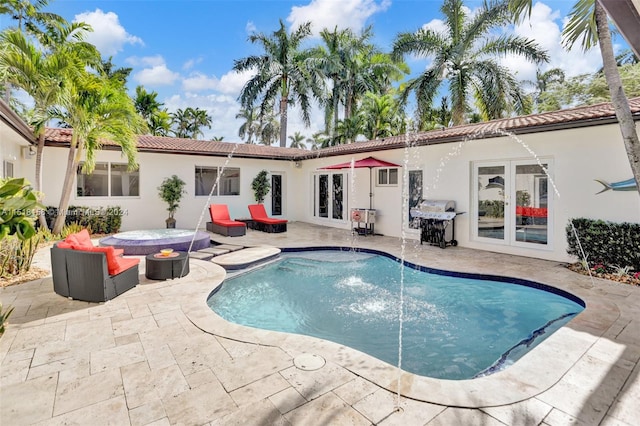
[
  {"left": 50, "top": 73, "right": 145, "bottom": 234},
  {"left": 360, "top": 92, "right": 398, "bottom": 140},
  {"left": 525, "top": 68, "right": 565, "bottom": 111},
  {"left": 0, "top": 21, "right": 99, "bottom": 228},
  {"left": 149, "top": 109, "right": 171, "bottom": 136},
  {"left": 257, "top": 109, "right": 280, "bottom": 146},
  {"left": 236, "top": 107, "right": 258, "bottom": 143},
  {"left": 100, "top": 56, "right": 132, "bottom": 86},
  {"left": 510, "top": 0, "right": 640, "bottom": 195},
  {"left": 210, "top": 136, "right": 224, "bottom": 141},
  {"left": 306, "top": 131, "right": 327, "bottom": 150},
  {"left": 170, "top": 107, "right": 212, "bottom": 139},
  {"left": 171, "top": 108, "right": 190, "bottom": 138},
  {"left": 134, "top": 85, "right": 164, "bottom": 130},
  {"left": 311, "top": 26, "right": 355, "bottom": 140},
  {"left": 0, "top": 0, "right": 64, "bottom": 34},
  {"left": 392, "top": 0, "right": 547, "bottom": 125},
  {"left": 335, "top": 115, "right": 364, "bottom": 144},
  {"left": 233, "top": 19, "right": 322, "bottom": 147},
  {"left": 288, "top": 131, "right": 306, "bottom": 149},
  {"left": 189, "top": 107, "right": 212, "bottom": 139}
]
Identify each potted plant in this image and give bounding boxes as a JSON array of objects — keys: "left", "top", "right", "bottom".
[
  {"left": 251, "top": 170, "right": 271, "bottom": 203},
  {"left": 158, "top": 175, "right": 186, "bottom": 228}
]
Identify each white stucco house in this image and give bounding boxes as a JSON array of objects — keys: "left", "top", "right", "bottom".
[
  {"left": 1, "top": 99, "right": 36, "bottom": 179},
  {"left": 2, "top": 97, "right": 639, "bottom": 264}
]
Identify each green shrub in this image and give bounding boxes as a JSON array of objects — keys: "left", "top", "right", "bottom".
[
  {"left": 478, "top": 200, "right": 505, "bottom": 218},
  {"left": 0, "top": 302, "right": 15, "bottom": 335},
  {"left": 44, "top": 206, "right": 123, "bottom": 234},
  {"left": 0, "top": 231, "right": 42, "bottom": 278},
  {"left": 566, "top": 218, "right": 640, "bottom": 272}
]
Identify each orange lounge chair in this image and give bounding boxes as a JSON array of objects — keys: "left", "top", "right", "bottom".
[
  {"left": 248, "top": 204, "right": 287, "bottom": 233},
  {"left": 206, "top": 204, "right": 246, "bottom": 237}
]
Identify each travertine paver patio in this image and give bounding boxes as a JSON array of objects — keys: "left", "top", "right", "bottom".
[{"left": 1, "top": 222, "right": 639, "bottom": 425}]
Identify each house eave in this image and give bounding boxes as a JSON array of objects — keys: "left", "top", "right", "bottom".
[{"left": 0, "top": 98, "right": 35, "bottom": 145}]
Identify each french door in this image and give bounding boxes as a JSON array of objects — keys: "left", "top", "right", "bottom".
[
  {"left": 313, "top": 172, "right": 346, "bottom": 221},
  {"left": 473, "top": 159, "right": 552, "bottom": 248}
]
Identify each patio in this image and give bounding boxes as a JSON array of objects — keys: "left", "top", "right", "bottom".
[{"left": 1, "top": 222, "right": 638, "bottom": 425}]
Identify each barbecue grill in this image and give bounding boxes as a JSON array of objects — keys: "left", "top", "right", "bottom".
[{"left": 410, "top": 200, "right": 463, "bottom": 248}]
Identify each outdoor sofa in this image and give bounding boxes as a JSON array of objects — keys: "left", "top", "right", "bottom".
[
  {"left": 51, "top": 230, "right": 139, "bottom": 302},
  {"left": 248, "top": 204, "right": 288, "bottom": 233},
  {"left": 206, "top": 204, "right": 246, "bottom": 237}
]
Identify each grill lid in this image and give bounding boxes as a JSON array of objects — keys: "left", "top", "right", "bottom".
[{"left": 410, "top": 199, "right": 458, "bottom": 220}]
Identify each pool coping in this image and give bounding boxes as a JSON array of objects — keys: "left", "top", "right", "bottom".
[{"left": 182, "top": 243, "right": 620, "bottom": 408}]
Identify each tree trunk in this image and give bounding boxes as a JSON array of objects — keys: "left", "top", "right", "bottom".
[
  {"left": 595, "top": 1, "right": 640, "bottom": 195},
  {"left": 279, "top": 97, "right": 288, "bottom": 148},
  {"left": 332, "top": 81, "right": 339, "bottom": 139},
  {"left": 52, "top": 138, "right": 81, "bottom": 234},
  {"left": 34, "top": 131, "right": 48, "bottom": 229}
]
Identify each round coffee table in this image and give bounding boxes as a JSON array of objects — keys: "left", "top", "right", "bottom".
[{"left": 145, "top": 252, "right": 190, "bottom": 280}]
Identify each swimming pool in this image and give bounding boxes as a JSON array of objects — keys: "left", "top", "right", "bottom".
[{"left": 207, "top": 249, "right": 584, "bottom": 380}]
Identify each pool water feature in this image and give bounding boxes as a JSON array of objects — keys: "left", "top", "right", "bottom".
[{"left": 207, "top": 249, "right": 584, "bottom": 380}]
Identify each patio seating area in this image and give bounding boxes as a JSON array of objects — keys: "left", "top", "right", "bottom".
[{"left": 1, "top": 222, "right": 639, "bottom": 425}]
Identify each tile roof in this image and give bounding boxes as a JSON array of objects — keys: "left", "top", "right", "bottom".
[{"left": 44, "top": 97, "right": 640, "bottom": 161}]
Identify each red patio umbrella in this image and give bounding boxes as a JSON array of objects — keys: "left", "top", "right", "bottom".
[{"left": 321, "top": 156, "right": 401, "bottom": 209}]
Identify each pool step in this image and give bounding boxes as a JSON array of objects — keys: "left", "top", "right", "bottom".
[
  {"left": 189, "top": 251, "right": 215, "bottom": 261},
  {"left": 189, "top": 243, "right": 246, "bottom": 261},
  {"left": 210, "top": 246, "right": 281, "bottom": 270}
]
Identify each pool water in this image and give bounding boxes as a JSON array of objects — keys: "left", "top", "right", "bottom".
[{"left": 207, "top": 250, "right": 584, "bottom": 380}]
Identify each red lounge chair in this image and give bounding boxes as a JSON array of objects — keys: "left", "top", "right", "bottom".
[
  {"left": 206, "top": 204, "right": 246, "bottom": 237},
  {"left": 248, "top": 204, "right": 288, "bottom": 233}
]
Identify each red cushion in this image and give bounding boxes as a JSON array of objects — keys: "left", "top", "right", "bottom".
[
  {"left": 214, "top": 219, "right": 246, "bottom": 227},
  {"left": 80, "top": 246, "right": 138, "bottom": 275},
  {"left": 209, "top": 204, "right": 231, "bottom": 221},
  {"left": 110, "top": 256, "right": 139, "bottom": 276},
  {"left": 65, "top": 229, "right": 93, "bottom": 249},
  {"left": 248, "top": 204, "right": 268, "bottom": 219},
  {"left": 75, "top": 229, "right": 93, "bottom": 246},
  {"left": 57, "top": 241, "right": 73, "bottom": 249}
]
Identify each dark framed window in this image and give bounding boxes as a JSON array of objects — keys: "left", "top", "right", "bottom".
[
  {"left": 377, "top": 168, "right": 398, "bottom": 186},
  {"left": 77, "top": 162, "right": 139, "bottom": 197},
  {"left": 195, "top": 166, "right": 240, "bottom": 196},
  {"left": 3, "top": 161, "right": 14, "bottom": 178}
]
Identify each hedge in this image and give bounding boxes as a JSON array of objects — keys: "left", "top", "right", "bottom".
[
  {"left": 43, "top": 206, "right": 123, "bottom": 234},
  {"left": 566, "top": 218, "right": 640, "bottom": 271}
]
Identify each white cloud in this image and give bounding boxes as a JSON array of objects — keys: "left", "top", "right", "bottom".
[
  {"left": 181, "top": 69, "right": 253, "bottom": 95},
  {"left": 183, "top": 57, "right": 203, "bottom": 71},
  {"left": 183, "top": 72, "right": 218, "bottom": 92},
  {"left": 74, "top": 9, "right": 143, "bottom": 57},
  {"left": 245, "top": 21, "right": 257, "bottom": 34},
  {"left": 126, "top": 55, "right": 165, "bottom": 67},
  {"left": 217, "top": 70, "right": 254, "bottom": 95},
  {"left": 133, "top": 64, "right": 180, "bottom": 87},
  {"left": 501, "top": 2, "right": 602, "bottom": 82},
  {"left": 287, "top": 0, "right": 391, "bottom": 36}
]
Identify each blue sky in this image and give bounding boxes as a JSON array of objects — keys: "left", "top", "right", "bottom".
[{"left": 2, "top": 0, "right": 624, "bottom": 144}]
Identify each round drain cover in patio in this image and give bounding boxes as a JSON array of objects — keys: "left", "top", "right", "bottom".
[{"left": 294, "top": 354, "right": 325, "bottom": 371}]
